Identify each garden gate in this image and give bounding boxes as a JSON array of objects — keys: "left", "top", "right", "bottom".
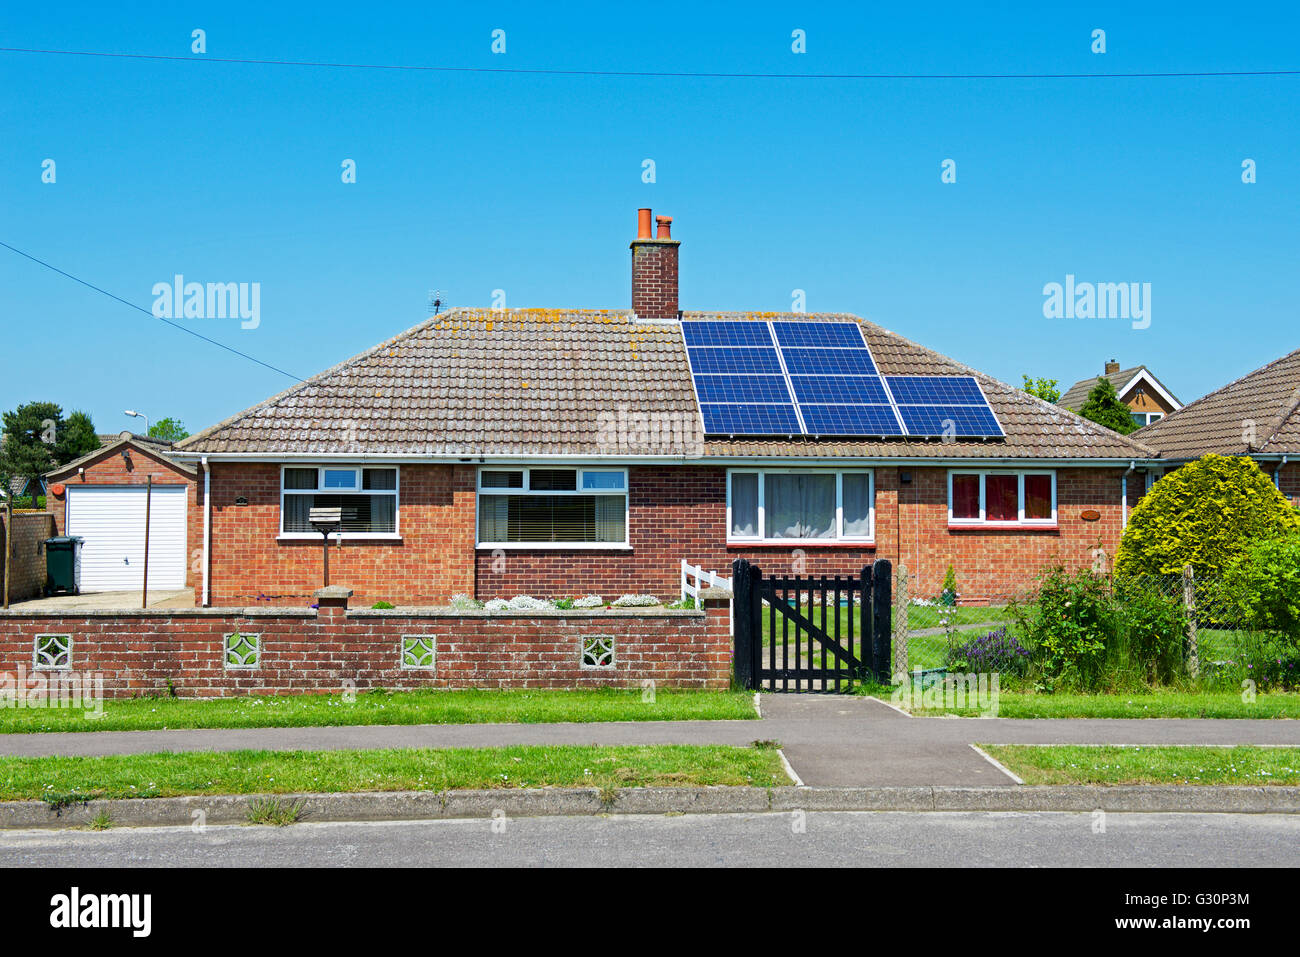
[{"left": 732, "top": 558, "right": 891, "bottom": 692}]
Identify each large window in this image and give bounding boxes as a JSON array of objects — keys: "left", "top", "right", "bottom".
[
  {"left": 948, "top": 470, "right": 1055, "bottom": 526},
  {"left": 727, "top": 470, "right": 874, "bottom": 543},
  {"left": 477, "top": 468, "right": 628, "bottom": 547},
  {"left": 281, "top": 466, "right": 399, "bottom": 537},
  {"left": 1131, "top": 411, "right": 1163, "bottom": 427}
]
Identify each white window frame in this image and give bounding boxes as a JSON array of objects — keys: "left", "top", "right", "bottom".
[
  {"left": 1130, "top": 411, "right": 1163, "bottom": 427},
  {"left": 278, "top": 465, "right": 401, "bottom": 541},
  {"left": 475, "top": 467, "right": 630, "bottom": 550},
  {"left": 726, "top": 469, "right": 875, "bottom": 544},
  {"left": 948, "top": 470, "right": 1057, "bottom": 527}
]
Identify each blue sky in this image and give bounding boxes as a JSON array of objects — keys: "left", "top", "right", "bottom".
[{"left": 2, "top": 1, "right": 1298, "bottom": 436}]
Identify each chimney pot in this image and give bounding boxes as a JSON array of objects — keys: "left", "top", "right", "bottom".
[
  {"left": 637, "top": 208, "right": 653, "bottom": 240},
  {"left": 655, "top": 215, "right": 673, "bottom": 239}
]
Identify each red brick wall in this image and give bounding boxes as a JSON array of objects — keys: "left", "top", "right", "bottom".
[
  {"left": 0, "top": 602, "right": 730, "bottom": 696},
  {"left": 202, "top": 463, "right": 477, "bottom": 606},
  {"left": 46, "top": 446, "right": 196, "bottom": 589},
  {"left": 1278, "top": 462, "right": 1299, "bottom": 507},
  {"left": 631, "top": 239, "right": 679, "bottom": 320},
  {"left": 0, "top": 512, "right": 55, "bottom": 603}
]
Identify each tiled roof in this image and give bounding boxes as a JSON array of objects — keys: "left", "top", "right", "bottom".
[
  {"left": 176, "top": 309, "right": 1156, "bottom": 461},
  {"left": 1059, "top": 365, "right": 1180, "bottom": 413},
  {"left": 1135, "top": 347, "right": 1300, "bottom": 458}
]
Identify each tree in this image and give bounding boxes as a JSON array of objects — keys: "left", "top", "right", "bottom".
[
  {"left": 148, "top": 417, "right": 190, "bottom": 443},
  {"left": 0, "top": 401, "right": 62, "bottom": 501},
  {"left": 56, "top": 410, "right": 100, "bottom": 465},
  {"left": 1021, "top": 375, "right": 1061, "bottom": 404},
  {"left": 1078, "top": 377, "right": 1138, "bottom": 434},
  {"left": 1116, "top": 455, "right": 1300, "bottom": 578}
]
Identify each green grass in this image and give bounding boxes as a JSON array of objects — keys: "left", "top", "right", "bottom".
[
  {"left": 983, "top": 744, "right": 1300, "bottom": 785},
  {"left": 0, "top": 688, "right": 757, "bottom": 734},
  {"left": 759, "top": 602, "right": 1012, "bottom": 659},
  {"left": 0, "top": 744, "right": 789, "bottom": 801},
  {"left": 863, "top": 686, "right": 1300, "bottom": 718}
]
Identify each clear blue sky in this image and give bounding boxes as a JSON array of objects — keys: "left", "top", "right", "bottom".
[{"left": 3, "top": 1, "right": 1298, "bottom": 436}]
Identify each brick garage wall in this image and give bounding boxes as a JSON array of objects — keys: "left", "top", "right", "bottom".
[
  {"left": 203, "top": 463, "right": 476, "bottom": 607},
  {"left": 0, "top": 512, "right": 56, "bottom": 603},
  {"left": 477, "top": 465, "right": 1131, "bottom": 604},
  {"left": 0, "top": 599, "right": 730, "bottom": 696},
  {"left": 47, "top": 445, "right": 197, "bottom": 589}
]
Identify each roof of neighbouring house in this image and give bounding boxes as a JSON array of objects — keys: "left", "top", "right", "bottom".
[
  {"left": 1134, "top": 346, "right": 1300, "bottom": 458},
  {"left": 174, "top": 309, "right": 1158, "bottom": 461},
  {"left": 45, "top": 433, "right": 195, "bottom": 481},
  {"left": 1058, "top": 365, "right": 1182, "bottom": 413}
]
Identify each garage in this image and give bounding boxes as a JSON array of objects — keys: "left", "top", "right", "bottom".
[{"left": 64, "top": 485, "right": 188, "bottom": 591}]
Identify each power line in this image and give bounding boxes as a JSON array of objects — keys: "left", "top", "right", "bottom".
[
  {"left": 2, "top": 46, "right": 1299, "bottom": 80},
  {"left": 0, "top": 240, "right": 305, "bottom": 382}
]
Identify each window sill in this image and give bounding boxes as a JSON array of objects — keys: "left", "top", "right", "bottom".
[
  {"left": 277, "top": 534, "right": 403, "bottom": 543},
  {"left": 947, "top": 523, "right": 1058, "bottom": 532},
  {"left": 475, "top": 543, "right": 633, "bottom": 551},
  {"left": 727, "top": 540, "right": 876, "bottom": 549}
]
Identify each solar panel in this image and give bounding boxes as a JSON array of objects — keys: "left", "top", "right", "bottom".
[
  {"left": 780, "top": 348, "right": 879, "bottom": 376},
  {"left": 886, "top": 375, "right": 988, "bottom": 406},
  {"left": 692, "top": 374, "right": 793, "bottom": 404},
  {"left": 801, "top": 404, "right": 904, "bottom": 435},
  {"left": 885, "top": 375, "right": 1004, "bottom": 437},
  {"left": 698, "top": 403, "right": 801, "bottom": 435},
  {"left": 789, "top": 374, "right": 891, "bottom": 405},
  {"left": 687, "top": 348, "right": 784, "bottom": 375},
  {"left": 772, "top": 321, "right": 868, "bottom": 349},
  {"left": 681, "top": 321, "right": 774, "bottom": 347}
]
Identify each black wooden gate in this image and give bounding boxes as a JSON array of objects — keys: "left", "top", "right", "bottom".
[{"left": 732, "top": 558, "right": 891, "bottom": 692}]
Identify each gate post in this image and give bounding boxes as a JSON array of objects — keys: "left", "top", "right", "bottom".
[
  {"left": 871, "top": 559, "right": 892, "bottom": 685},
  {"left": 731, "top": 558, "right": 754, "bottom": 690},
  {"left": 858, "top": 565, "right": 873, "bottom": 684}
]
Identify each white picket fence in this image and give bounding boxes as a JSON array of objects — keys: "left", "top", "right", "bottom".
[{"left": 680, "top": 559, "right": 733, "bottom": 604}]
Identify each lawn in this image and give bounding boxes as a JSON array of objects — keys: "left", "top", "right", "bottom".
[
  {"left": 0, "top": 744, "right": 790, "bottom": 802},
  {"left": 863, "top": 686, "right": 1300, "bottom": 718},
  {"left": 0, "top": 688, "right": 757, "bottom": 734},
  {"left": 983, "top": 744, "right": 1300, "bottom": 785}
]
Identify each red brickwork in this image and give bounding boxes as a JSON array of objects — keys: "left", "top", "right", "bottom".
[
  {"left": 0, "top": 600, "right": 731, "bottom": 696},
  {"left": 631, "top": 239, "right": 680, "bottom": 320},
  {"left": 0, "top": 512, "right": 55, "bottom": 603}
]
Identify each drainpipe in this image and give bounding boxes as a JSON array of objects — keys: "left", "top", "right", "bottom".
[
  {"left": 202, "top": 456, "right": 211, "bottom": 607},
  {"left": 1277, "top": 455, "right": 1288, "bottom": 490},
  {"left": 1121, "top": 461, "right": 1136, "bottom": 529}
]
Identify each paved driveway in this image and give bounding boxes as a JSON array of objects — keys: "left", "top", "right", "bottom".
[{"left": 4, "top": 589, "right": 193, "bottom": 610}]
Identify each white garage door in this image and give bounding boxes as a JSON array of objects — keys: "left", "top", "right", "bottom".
[{"left": 65, "top": 486, "right": 188, "bottom": 592}]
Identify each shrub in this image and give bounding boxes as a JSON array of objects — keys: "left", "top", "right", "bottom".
[
  {"left": 1116, "top": 454, "right": 1299, "bottom": 578},
  {"left": 1112, "top": 577, "right": 1187, "bottom": 684},
  {"left": 449, "top": 593, "right": 484, "bottom": 611},
  {"left": 939, "top": 564, "right": 958, "bottom": 607},
  {"left": 571, "top": 595, "right": 604, "bottom": 609},
  {"left": 370, "top": 600, "right": 395, "bottom": 610},
  {"left": 1203, "top": 633, "right": 1300, "bottom": 692},
  {"left": 1223, "top": 533, "right": 1300, "bottom": 637},
  {"left": 945, "top": 626, "right": 1031, "bottom": 676},
  {"left": 610, "top": 594, "right": 660, "bottom": 607},
  {"left": 1014, "top": 566, "right": 1116, "bottom": 691}
]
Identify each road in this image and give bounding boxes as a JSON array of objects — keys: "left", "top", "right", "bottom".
[{"left": 3, "top": 811, "right": 1297, "bottom": 867}]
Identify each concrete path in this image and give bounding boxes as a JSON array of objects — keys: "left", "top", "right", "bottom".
[
  {"left": 5, "top": 589, "right": 193, "bottom": 610},
  {"left": 2, "top": 694, "right": 1297, "bottom": 787}
]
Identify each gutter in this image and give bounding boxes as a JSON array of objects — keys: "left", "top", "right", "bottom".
[{"left": 201, "top": 456, "right": 211, "bottom": 608}]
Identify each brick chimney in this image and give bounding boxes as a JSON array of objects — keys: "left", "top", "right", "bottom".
[
  {"left": 1104, "top": 359, "right": 1120, "bottom": 374},
  {"left": 630, "top": 208, "right": 679, "bottom": 320}
]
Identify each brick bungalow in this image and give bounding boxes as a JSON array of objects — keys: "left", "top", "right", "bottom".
[
  {"left": 171, "top": 210, "right": 1160, "bottom": 608},
  {"left": 1134, "top": 345, "right": 1300, "bottom": 503}
]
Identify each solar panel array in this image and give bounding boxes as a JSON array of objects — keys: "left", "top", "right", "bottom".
[{"left": 681, "top": 320, "right": 1004, "bottom": 439}]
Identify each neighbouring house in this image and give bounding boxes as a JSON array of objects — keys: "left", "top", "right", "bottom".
[
  {"left": 170, "top": 209, "right": 1161, "bottom": 608},
  {"left": 1059, "top": 359, "right": 1183, "bottom": 428},
  {"left": 2, "top": 476, "right": 45, "bottom": 503},
  {"left": 43, "top": 432, "right": 198, "bottom": 592},
  {"left": 1135, "top": 346, "right": 1300, "bottom": 505}
]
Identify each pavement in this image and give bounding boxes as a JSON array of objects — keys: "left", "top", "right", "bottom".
[
  {"left": 3, "top": 811, "right": 1297, "bottom": 867},
  {"left": 5, "top": 589, "right": 193, "bottom": 611},
  {"left": 2, "top": 694, "right": 1297, "bottom": 788}
]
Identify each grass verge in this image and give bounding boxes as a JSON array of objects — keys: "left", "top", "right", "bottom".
[
  {"left": 983, "top": 744, "right": 1300, "bottom": 785},
  {"left": 860, "top": 686, "right": 1300, "bottom": 718},
  {"left": 0, "top": 744, "right": 788, "bottom": 801},
  {"left": 0, "top": 688, "right": 757, "bottom": 735}
]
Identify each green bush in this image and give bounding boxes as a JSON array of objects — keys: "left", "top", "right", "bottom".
[
  {"left": 1223, "top": 533, "right": 1300, "bottom": 637},
  {"left": 1116, "top": 454, "right": 1299, "bottom": 578},
  {"left": 939, "top": 564, "right": 958, "bottom": 607},
  {"left": 1112, "top": 578, "right": 1187, "bottom": 685},
  {"left": 1014, "top": 567, "right": 1116, "bottom": 691}
]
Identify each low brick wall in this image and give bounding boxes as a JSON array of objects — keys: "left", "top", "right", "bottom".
[
  {"left": 0, "top": 590, "right": 732, "bottom": 696},
  {"left": 1, "top": 512, "right": 55, "bottom": 604}
]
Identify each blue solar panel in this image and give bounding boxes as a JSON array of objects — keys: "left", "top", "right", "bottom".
[
  {"left": 681, "top": 321, "right": 774, "bottom": 347},
  {"left": 885, "top": 376, "right": 988, "bottom": 406},
  {"left": 692, "top": 375, "right": 793, "bottom": 404},
  {"left": 781, "top": 348, "right": 879, "bottom": 376},
  {"left": 895, "top": 404, "right": 1004, "bottom": 437},
  {"left": 789, "top": 375, "right": 890, "bottom": 405},
  {"left": 801, "top": 404, "right": 903, "bottom": 435},
  {"left": 699, "top": 403, "right": 802, "bottom": 435},
  {"left": 687, "top": 348, "right": 784, "bottom": 375},
  {"left": 772, "top": 321, "right": 867, "bottom": 349}
]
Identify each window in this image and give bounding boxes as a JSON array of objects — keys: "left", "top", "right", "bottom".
[
  {"left": 281, "top": 466, "right": 399, "bottom": 537},
  {"left": 948, "top": 471, "right": 1056, "bottom": 526},
  {"left": 477, "top": 468, "right": 628, "bottom": 547},
  {"left": 1131, "top": 411, "right": 1163, "bottom": 427},
  {"left": 33, "top": 634, "right": 72, "bottom": 671},
  {"left": 727, "top": 470, "right": 875, "bottom": 543}
]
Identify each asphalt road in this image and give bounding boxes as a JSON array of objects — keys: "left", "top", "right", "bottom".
[{"left": 3, "top": 811, "right": 1297, "bottom": 867}]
